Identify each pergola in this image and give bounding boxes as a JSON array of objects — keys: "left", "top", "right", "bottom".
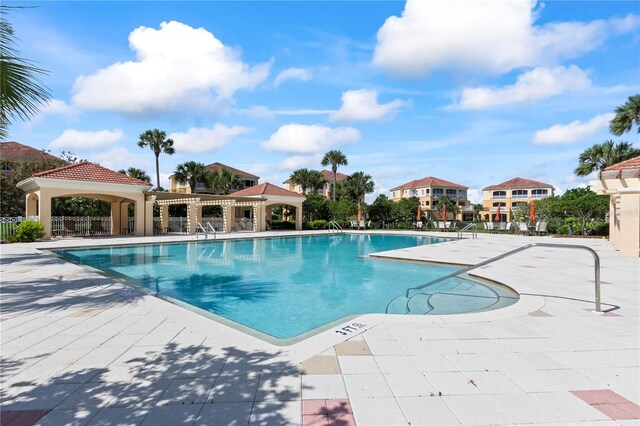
[{"left": 18, "top": 162, "right": 305, "bottom": 239}]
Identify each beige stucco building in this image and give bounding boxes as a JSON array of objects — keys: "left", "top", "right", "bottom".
[
  {"left": 481, "top": 177, "right": 554, "bottom": 222},
  {"left": 169, "top": 162, "right": 259, "bottom": 194},
  {"left": 283, "top": 170, "right": 349, "bottom": 199},
  {"left": 390, "top": 176, "right": 472, "bottom": 221},
  {"left": 590, "top": 156, "right": 640, "bottom": 257}
]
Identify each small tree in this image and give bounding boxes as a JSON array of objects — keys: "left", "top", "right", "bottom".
[
  {"left": 173, "top": 161, "right": 207, "bottom": 193},
  {"left": 555, "top": 187, "right": 608, "bottom": 235},
  {"left": 368, "top": 195, "right": 394, "bottom": 225},
  {"left": 436, "top": 195, "right": 458, "bottom": 220},
  {"left": 473, "top": 203, "right": 483, "bottom": 221},
  {"left": 303, "top": 193, "right": 331, "bottom": 222},
  {"left": 390, "top": 197, "right": 420, "bottom": 223},
  {"left": 12, "top": 220, "right": 45, "bottom": 242},
  {"left": 329, "top": 198, "right": 358, "bottom": 222}
]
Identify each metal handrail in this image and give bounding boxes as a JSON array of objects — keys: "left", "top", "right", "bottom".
[
  {"left": 328, "top": 221, "right": 343, "bottom": 233},
  {"left": 205, "top": 222, "right": 217, "bottom": 240},
  {"left": 195, "top": 222, "right": 213, "bottom": 240},
  {"left": 387, "top": 242, "right": 601, "bottom": 313},
  {"left": 457, "top": 223, "right": 477, "bottom": 239}
]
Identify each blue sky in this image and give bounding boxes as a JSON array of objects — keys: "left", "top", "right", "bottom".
[{"left": 6, "top": 0, "right": 640, "bottom": 202}]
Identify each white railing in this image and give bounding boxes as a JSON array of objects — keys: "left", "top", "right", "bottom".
[
  {"left": 51, "top": 216, "right": 111, "bottom": 237},
  {"left": 511, "top": 194, "right": 529, "bottom": 199},
  {"left": 235, "top": 217, "right": 254, "bottom": 231},
  {"left": 0, "top": 216, "right": 39, "bottom": 241},
  {"left": 531, "top": 193, "right": 549, "bottom": 199},
  {"left": 201, "top": 217, "right": 223, "bottom": 232}
]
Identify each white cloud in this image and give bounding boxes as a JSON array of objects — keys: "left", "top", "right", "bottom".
[
  {"left": 72, "top": 21, "right": 271, "bottom": 113},
  {"left": 273, "top": 67, "right": 312, "bottom": 87},
  {"left": 233, "top": 106, "right": 335, "bottom": 118},
  {"left": 467, "top": 189, "right": 482, "bottom": 205},
  {"left": 278, "top": 154, "right": 322, "bottom": 170},
  {"left": 533, "top": 113, "right": 615, "bottom": 144},
  {"left": 169, "top": 124, "right": 250, "bottom": 154},
  {"left": 330, "top": 89, "right": 408, "bottom": 122},
  {"left": 89, "top": 146, "right": 153, "bottom": 172},
  {"left": 263, "top": 124, "right": 360, "bottom": 154},
  {"left": 373, "top": 0, "right": 638, "bottom": 76},
  {"left": 457, "top": 65, "right": 591, "bottom": 110},
  {"left": 49, "top": 129, "right": 124, "bottom": 150},
  {"left": 42, "top": 99, "right": 77, "bottom": 118}
]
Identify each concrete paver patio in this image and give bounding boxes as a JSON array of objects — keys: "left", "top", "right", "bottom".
[{"left": 1, "top": 231, "right": 638, "bottom": 425}]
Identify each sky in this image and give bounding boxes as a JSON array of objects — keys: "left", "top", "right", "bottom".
[{"left": 6, "top": 0, "right": 640, "bottom": 203}]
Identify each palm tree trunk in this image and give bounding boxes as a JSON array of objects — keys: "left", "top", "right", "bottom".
[
  {"left": 155, "top": 155, "right": 160, "bottom": 189},
  {"left": 332, "top": 166, "right": 337, "bottom": 201}
]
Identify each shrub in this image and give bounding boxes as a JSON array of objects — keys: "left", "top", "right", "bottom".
[
  {"left": 12, "top": 220, "right": 45, "bottom": 242},
  {"left": 307, "top": 220, "right": 328, "bottom": 230},
  {"left": 271, "top": 220, "right": 295, "bottom": 230}
]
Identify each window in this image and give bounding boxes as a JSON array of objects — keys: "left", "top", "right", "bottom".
[
  {"left": 195, "top": 181, "right": 207, "bottom": 189},
  {"left": 393, "top": 191, "right": 397, "bottom": 198},
  {"left": 433, "top": 188, "right": 443, "bottom": 196},
  {"left": 446, "top": 189, "right": 457, "bottom": 197},
  {"left": 421, "top": 201, "right": 425, "bottom": 206},
  {"left": 425, "top": 189, "right": 430, "bottom": 195},
  {"left": 458, "top": 191, "right": 466, "bottom": 199},
  {"left": 493, "top": 190, "right": 506, "bottom": 199},
  {"left": 425, "top": 201, "right": 430, "bottom": 206},
  {"left": 512, "top": 189, "right": 528, "bottom": 198},
  {"left": 531, "top": 189, "right": 549, "bottom": 198},
  {"left": 492, "top": 202, "right": 506, "bottom": 207}
]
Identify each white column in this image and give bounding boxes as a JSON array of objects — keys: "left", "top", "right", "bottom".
[
  {"left": 295, "top": 203, "right": 303, "bottom": 230},
  {"left": 39, "top": 190, "right": 52, "bottom": 239}
]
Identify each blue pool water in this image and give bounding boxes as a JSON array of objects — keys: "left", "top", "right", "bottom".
[{"left": 54, "top": 234, "right": 517, "bottom": 340}]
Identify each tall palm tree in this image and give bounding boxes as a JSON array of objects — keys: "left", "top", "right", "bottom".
[
  {"left": 0, "top": 6, "right": 51, "bottom": 140},
  {"left": 345, "top": 171, "right": 375, "bottom": 208},
  {"left": 321, "top": 150, "right": 348, "bottom": 201},
  {"left": 208, "top": 168, "right": 241, "bottom": 195},
  {"left": 137, "top": 129, "right": 175, "bottom": 189},
  {"left": 473, "top": 203, "right": 483, "bottom": 222},
  {"left": 173, "top": 161, "right": 207, "bottom": 193},
  {"left": 118, "top": 167, "right": 151, "bottom": 183},
  {"left": 574, "top": 140, "right": 640, "bottom": 176},
  {"left": 610, "top": 94, "right": 640, "bottom": 136},
  {"left": 289, "top": 168, "right": 324, "bottom": 195}
]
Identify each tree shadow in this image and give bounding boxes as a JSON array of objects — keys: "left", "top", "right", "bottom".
[{"left": 1, "top": 343, "right": 304, "bottom": 425}]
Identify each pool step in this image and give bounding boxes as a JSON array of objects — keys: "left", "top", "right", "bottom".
[
  {"left": 386, "top": 296, "right": 410, "bottom": 314},
  {"left": 406, "top": 293, "right": 434, "bottom": 315}
]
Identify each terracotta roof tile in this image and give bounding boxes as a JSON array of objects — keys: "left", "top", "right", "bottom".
[
  {"left": 205, "top": 162, "right": 259, "bottom": 179},
  {"left": 1, "top": 141, "right": 66, "bottom": 164},
  {"left": 604, "top": 156, "right": 640, "bottom": 171},
  {"left": 229, "top": 182, "right": 305, "bottom": 198},
  {"left": 32, "top": 162, "right": 152, "bottom": 186},
  {"left": 390, "top": 176, "right": 467, "bottom": 191},
  {"left": 283, "top": 170, "right": 349, "bottom": 184},
  {"left": 483, "top": 177, "right": 554, "bottom": 191}
]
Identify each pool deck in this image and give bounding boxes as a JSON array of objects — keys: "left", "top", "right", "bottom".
[{"left": 1, "top": 231, "right": 638, "bottom": 425}]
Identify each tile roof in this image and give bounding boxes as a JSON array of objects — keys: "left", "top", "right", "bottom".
[
  {"left": 229, "top": 182, "right": 305, "bottom": 198},
  {"left": 1, "top": 141, "right": 66, "bottom": 164},
  {"left": 604, "top": 155, "right": 640, "bottom": 171},
  {"left": 390, "top": 176, "right": 467, "bottom": 191},
  {"left": 32, "top": 162, "right": 152, "bottom": 186},
  {"left": 483, "top": 177, "right": 554, "bottom": 191},
  {"left": 205, "top": 162, "right": 259, "bottom": 179},
  {"left": 283, "top": 170, "right": 349, "bottom": 184}
]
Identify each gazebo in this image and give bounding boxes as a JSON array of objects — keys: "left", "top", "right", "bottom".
[{"left": 18, "top": 162, "right": 305, "bottom": 239}]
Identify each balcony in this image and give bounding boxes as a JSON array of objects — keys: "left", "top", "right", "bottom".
[
  {"left": 531, "top": 194, "right": 549, "bottom": 199},
  {"left": 511, "top": 194, "right": 529, "bottom": 199},
  {"left": 492, "top": 195, "right": 506, "bottom": 199},
  {"left": 490, "top": 206, "right": 507, "bottom": 211}
]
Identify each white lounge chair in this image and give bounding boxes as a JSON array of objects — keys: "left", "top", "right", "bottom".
[
  {"left": 486, "top": 222, "right": 494, "bottom": 232},
  {"left": 498, "top": 222, "right": 507, "bottom": 233},
  {"left": 505, "top": 222, "right": 512, "bottom": 233},
  {"left": 358, "top": 220, "right": 366, "bottom": 230},
  {"left": 535, "top": 221, "right": 548, "bottom": 236},
  {"left": 518, "top": 222, "right": 529, "bottom": 235},
  {"left": 350, "top": 220, "right": 358, "bottom": 229},
  {"left": 414, "top": 221, "right": 423, "bottom": 230},
  {"left": 438, "top": 221, "right": 446, "bottom": 231}
]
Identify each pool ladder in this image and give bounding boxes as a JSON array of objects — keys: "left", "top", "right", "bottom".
[
  {"left": 328, "top": 221, "right": 343, "bottom": 233},
  {"left": 196, "top": 222, "right": 217, "bottom": 240},
  {"left": 386, "top": 242, "right": 602, "bottom": 314},
  {"left": 457, "top": 223, "right": 477, "bottom": 239}
]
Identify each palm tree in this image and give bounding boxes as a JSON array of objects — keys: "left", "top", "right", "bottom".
[
  {"left": 436, "top": 195, "right": 459, "bottom": 220},
  {"left": 610, "top": 94, "right": 640, "bottom": 136},
  {"left": 574, "top": 140, "right": 640, "bottom": 176},
  {"left": 289, "top": 169, "right": 325, "bottom": 195},
  {"left": 137, "top": 129, "right": 175, "bottom": 189},
  {"left": 208, "top": 168, "right": 241, "bottom": 195},
  {"left": 0, "top": 6, "right": 51, "bottom": 140},
  {"left": 473, "top": 203, "right": 483, "bottom": 222},
  {"left": 118, "top": 167, "right": 151, "bottom": 183},
  {"left": 321, "top": 150, "right": 348, "bottom": 201},
  {"left": 345, "top": 171, "right": 375, "bottom": 208},
  {"left": 173, "top": 161, "right": 207, "bottom": 193}
]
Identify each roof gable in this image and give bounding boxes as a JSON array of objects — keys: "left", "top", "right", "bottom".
[
  {"left": 229, "top": 182, "right": 305, "bottom": 198},
  {"left": 32, "top": 162, "right": 152, "bottom": 186},
  {"left": 390, "top": 176, "right": 467, "bottom": 191},
  {"left": 483, "top": 177, "right": 554, "bottom": 191},
  {"left": 205, "top": 162, "right": 259, "bottom": 179},
  {"left": 1, "top": 141, "right": 66, "bottom": 164}
]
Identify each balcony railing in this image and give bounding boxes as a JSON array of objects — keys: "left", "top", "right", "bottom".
[
  {"left": 511, "top": 194, "right": 529, "bottom": 199},
  {"left": 492, "top": 195, "right": 506, "bottom": 199},
  {"left": 531, "top": 194, "right": 549, "bottom": 199}
]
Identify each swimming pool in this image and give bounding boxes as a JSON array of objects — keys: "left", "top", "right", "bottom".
[{"left": 54, "top": 234, "right": 518, "bottom": 341}]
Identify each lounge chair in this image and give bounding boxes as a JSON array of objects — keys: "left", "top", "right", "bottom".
[
  {"left": 518, "top": 222, "right": 529, "bottom": 236},
  {"left": 350, "top": 220, "right": 358, "bottom": 229},
  {"left": 498, "top": 222, "right": 507, "bottom": 233},
  {"left": 449, "top": 221, "right": 457, "bottom": 230},
  {"left": 414, "top": 221, "right": 423, "bottom": 230},
  {"left": 486, "top": 222, "right": 494, "bottom": 232},
  {"left": 505, "top": 222, "right": 512, "bottom": 233},
  {"left": 358, "top": 220, "right": 366, "bottom": 230},
  {"left": 535, "top": 221, "right": 548, "bottom": 236},
  {"left": 438, "top": 221, "right": 446, "bottom": 231}
]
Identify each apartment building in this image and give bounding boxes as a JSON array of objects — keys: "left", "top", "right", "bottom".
[
  {"left": 390, "top": 176, "right": 472, "bottom": 220},
  {"left": 482, "top": 177, "right": 554, "bottom": 221},
  {"left": 169, "top": 162, "right": 259, "bottom": 194},
  {"left": 283, "top": 170, "right": 349, "bottom": 199}
]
